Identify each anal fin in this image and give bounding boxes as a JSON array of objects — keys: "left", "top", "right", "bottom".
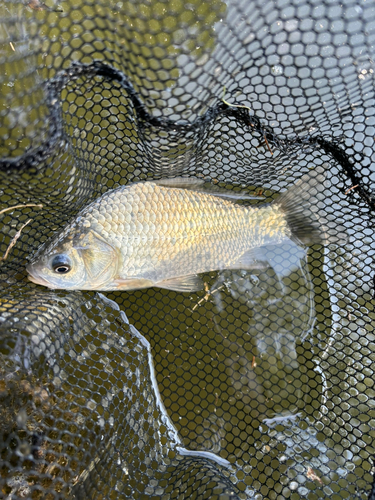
[
  {"left": 226, "top": 248, "right": 269, "bottom": 271},
  {"left": 156, "top": 274, "right": 204, "bottom": 292}
]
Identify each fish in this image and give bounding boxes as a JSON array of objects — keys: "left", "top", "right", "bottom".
[{"left": 26, "top": 169, "right": 345, "bottom": 292}]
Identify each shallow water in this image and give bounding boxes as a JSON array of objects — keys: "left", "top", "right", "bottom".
[
  {"left": 1, "top": 158, "right": 373, "bottom": 498},
  {"left": 0, "top": 0, "right": 374, "bottom": 496}
]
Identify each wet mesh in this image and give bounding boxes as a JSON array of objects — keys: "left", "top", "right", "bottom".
[{"left": 0, "top": 0, "right": 374, "bottom": 498}]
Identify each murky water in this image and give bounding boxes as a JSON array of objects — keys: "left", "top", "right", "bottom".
[{"left": 0, "top": 0, "right": 374, "bottom": 497}]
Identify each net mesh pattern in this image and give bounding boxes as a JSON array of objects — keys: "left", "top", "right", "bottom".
[{"left": 0, "top": 0, "right": 374, "bottom": 498}]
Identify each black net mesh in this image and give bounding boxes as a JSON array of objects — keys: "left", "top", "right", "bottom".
[{"left": 0, "top": 0, "right": 374, "bottom": 498}]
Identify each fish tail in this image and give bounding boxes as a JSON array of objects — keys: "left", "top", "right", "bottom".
[{"left": 275, "top": 167, "right": 347, "bottom": 246}]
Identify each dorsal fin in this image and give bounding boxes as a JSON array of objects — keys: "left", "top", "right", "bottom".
[{"left": 152, "top": 177, "right": 264, "bottom": 200}]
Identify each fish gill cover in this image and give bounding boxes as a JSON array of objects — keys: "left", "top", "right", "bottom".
[{"left": 0, "top": 0, "right": 374, "bottom": 499}]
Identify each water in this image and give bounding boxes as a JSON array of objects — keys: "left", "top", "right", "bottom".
[{"left": 0, "top": 0, "right": 374, "bottom": 496}]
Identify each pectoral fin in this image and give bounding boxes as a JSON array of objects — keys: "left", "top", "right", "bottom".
[
  {"left": 113, "top": 278, "right": 154, "bottom": 290},
  {"left": 156, "top": 274, "right": 204, "bottom": 292},
  {"left": 111, "top": 274, "right": 203, "bottom": 292}
]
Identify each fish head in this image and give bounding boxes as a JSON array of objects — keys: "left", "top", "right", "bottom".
[{"left": 27, "top": 229, "right": 118, "bottom": 290}]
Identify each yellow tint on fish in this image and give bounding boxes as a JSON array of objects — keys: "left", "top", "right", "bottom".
[{"left": 27, "top": 169, "right": 344, "bottom": 291}]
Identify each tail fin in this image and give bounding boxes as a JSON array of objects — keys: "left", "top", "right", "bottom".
[{"left": 275, "top": 167, "right": 347, "bottom": 246}]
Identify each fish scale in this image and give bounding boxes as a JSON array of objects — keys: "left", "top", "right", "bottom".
[
  {"left": 72, "top": 183, "right": 285, "bottom": 282},
  {"left": 27, "top": 170, "right": 345, "bottom": 291}
]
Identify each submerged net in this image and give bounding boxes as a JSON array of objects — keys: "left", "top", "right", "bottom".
[{"left": 0, "top": 0, "right": 374, "bottom": 498}]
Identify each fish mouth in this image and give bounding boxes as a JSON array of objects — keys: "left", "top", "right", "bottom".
[{"left": 26, "top": 267, "right": 55, "bottom": 289}]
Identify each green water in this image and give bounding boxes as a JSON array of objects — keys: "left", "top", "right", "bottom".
[{"left": 0, "top": 0, "right": 374, "bottom": 498}]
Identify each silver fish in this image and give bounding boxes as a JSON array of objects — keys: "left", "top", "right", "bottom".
[{"left": 26, "top": 169, "right": 344, "bottom": 291}]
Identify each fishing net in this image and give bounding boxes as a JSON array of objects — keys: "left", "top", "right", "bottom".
[{"left": 0, "top": 0, "right": 374, "bottom": 498}]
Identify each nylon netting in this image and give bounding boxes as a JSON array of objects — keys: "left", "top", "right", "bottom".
[{"left": 0, "top": 0, "right": 374, "bottom": 498}]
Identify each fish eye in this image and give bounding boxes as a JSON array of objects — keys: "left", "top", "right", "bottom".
[{"left": 51, "top": 255, "right": 72, "bottom": 274}]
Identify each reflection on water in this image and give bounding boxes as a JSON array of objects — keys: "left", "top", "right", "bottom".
[
  {"left": 204, "top": 240, "right": 319, "bottom": 449},
  {"left": 212, "top": 240, "right": 314, "bottom": 340},
  {"left": 0, "top": 0, "right": 373, "bottom": 494},
  {"left": 115, "top": 238, "right": 326, "bottom": 493}
]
